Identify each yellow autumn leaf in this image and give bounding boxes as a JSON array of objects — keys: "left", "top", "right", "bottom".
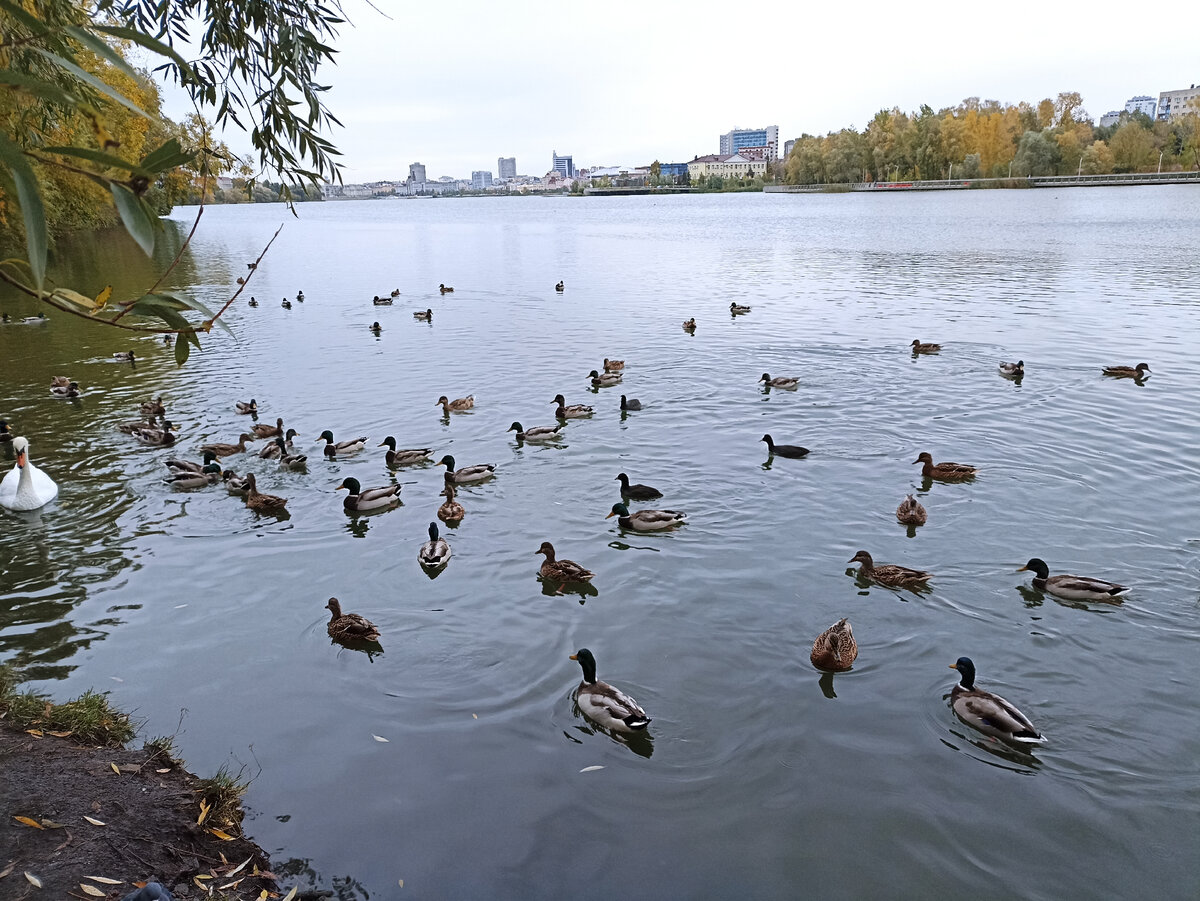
[
  {"left": 47, "top": 731, "right": 72, "bottom": 738},
  {"left": 209, "top": 828, "right": 235, "bottom": 841},
  {"left": 24, "top": 872, "right": 43, "bottom": 887},
  {"left": 258, "top": 891, "right": 269, "bottom": 900},
  {"left": 39, "top": 819, "right": 65, "bottom": 829},
  {"left": 84, "top": 816, "right": 106, "bottom": 826},
  {"left": 110, "top": 762, "right": 120, "bottom": 775},
  {"left": 218, "top": 878, "right": 243, "bottom": 890},
  {"left": 13, "top": 816, "right": 43, "bottom": 829},
  {"left": 282, "top": 888, "right": 298, "bottom": 901},
  {"left": 26, "top": 729, "right": 43, "bottom": 738},
  {"left": 81, "top": 884, "right": 106, "bottom": 897},
  {"left": 50, "top": 288, "right": 100, "bottom": 312},
  {"left": 86, "top": 876, "right": 122, "bottom": 884},
  {"left": 197, "top": 798, "right": 211, "bottom": 825},
  {"left": 95, "top": 285, "right": 113, "bottom": 310}
]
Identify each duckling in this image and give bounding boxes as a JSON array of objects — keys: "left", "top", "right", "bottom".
[
  {"left": 133, "top": 424, "right": 176, "bottom": 446},
  {"left": 372, "top": 295, "right": 393, "bottom": 305},
  {"left": 759, "top": 373, "right": 799, "bottom": 389},
  {"left": 139, "top": 396, "right": 166, "bottom": 416},
  {"left": 337, "top": 476, "right": 400, "bottom": 512},
  {"left": 1102, "top": 362, "right": 1150, "bottom": 379},
  {"left": 895, "top": 494, "right": 927, "bottom": 525},
  {"left": 437, "top": 479, "right": 465, "bottom": 522},
  {"left": 378, "top": 437, "right": 433, "bottom": 467},
  {"left": 620, "top": 395, "right": 641, "bottom": 411},
  {"left": 165, "top": 450, "right": 218, "bottom": 475},
  {"left": 551, "top": 394, "right": 593, "bottom": 418},
  {"left": 316, "top": 430, "right": 367, "bottom": 456},
  {"left": 281, "top": 298, "right": 292, "bottom": 309},
  {"left": 436, "top": 454, "right": 495, "bottom": 483},
  {"left": 682, "top": 318, "right": 696, "bottom": 332},
  {"left": 998, "top": 360, "right": 1024, "bottom": 378},
  {"left": 50, "top": 381, "right": 82, "bottom": 398},
  {"left": 913, "top": 452, "right": 977, "bottom": 481},
  {"left": 200, "top": 433, "right": 255, "bottom": 457},
  {"left": 436, "top": 394, "right": 474, "bottom": 414},
  {"left": 588, "top": 369, "right": 621, "bottom": 387},
  {"left": 414, "top": 308, "right": 433, "bottom": 321},
  {"left": 113, "top": 350, "right": 136, "bottom": 362},
  {"left": 163, "top": 461, "right": 222, "bottom": 489},
  {"left": 325, "top": 597, "right": 380, "bottom": 643},
  {"left": 949, "top": 657, "right": 1044, "bottom": 744},
  {"left": 761, "top": 434, "right": 809, "bottom": 458},
  {"left": 252, "top": 416, "right": 285, "bottom": 439},
  {"left": 248, "top": 297, "right": 258, "bottom": 307},
  {"left": 555, "top": 281, "right": 565, "bottom": 292},
  {"left": 536, "top": 541, "right": 594, "bottom": 584},
  {"left": 1018, "top": 557, "right": 1130, "bottom": 602},
  {"left": 606, "top": 502, "right": 685, "bottom": 531},
  {"left": 569, "top": 649, "right": 650, "bottom": 733},
  {"left": 242, "top": 472, "right": 288, "bottom": 513},
  {"left": 418, "top": 521, "right": 452, "bottom": 567},
  {"left": 439, "top": 283, "right": 454, "bottom": 294},
  {"left": 508, "top": 421, "right": 565, "bottom": 442},
  {"left": 810, "top": 619, "right": 858, "bottom": 672},
  {"left": 603, "top": 358, "right": 625, "bottom": 371},
  {"left": 730, "top": 302, "right": 751, "bottom": 315},
  {"left": 910, "top": 339, "right": 940, "bottom": 354},
  {"left": 0, "top": 420, "right": 12, "bottom": 443},
  {"left": 235, "top": 398, "right": 258, "bottom": 414},
  {"left": 275, "top": 438, "right": 307, "bottom": 470},
  {"left": 615, "top": 472, "right": 662, "bottom": 500},
  {"left": 847, "top": 550, "right": 931, "bottom": 588},
  {"left": 223, "top": 470, "right": 249, "bottom": 495}
]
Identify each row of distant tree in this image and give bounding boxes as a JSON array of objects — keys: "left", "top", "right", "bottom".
[{"left": 783, "top": 93, "right": 1200, "bottom": 185}]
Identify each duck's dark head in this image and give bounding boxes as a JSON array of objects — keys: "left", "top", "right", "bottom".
[
  {"left": 337, "top": 477, "right": 361, "bottom": 495},
  {"left": 1018, "top": 557, "right": 1050, "bottom": 578},
  {"left": 507, "top": 421, "right": 523, "bottom": 434},
  {"left": 317, "top": 429, "right": 335, "bottom": 444},
  {"left": 326, "top": 597, "right": 342, "bottom": 616},
  {"left": 427, "top": 521, "right": 439, "bottom": 541},
  {"left": 552, "top": 394, "right": 566, "bottom": 406},
  {"left": 570, "top": 648, "right": 598, "bottom": 683},
  {"left": 536, "top": 541, "right": 555, "bottom": 558},
  {"left": 379, "top": 436, "right": 397, "bottom": 450},
  {"left": 1136, "top": 362, "right": 1150, "bottom": 373},
  {"left": 950, "top": 657, "right": 976, "bottom": 689},
  {"left": 848, "top": 550, "right": 873, "bottom": 566},
  {"left": 436, "top": 454, "right": 455, "bottom": 470},
  {"left": 606, "top": 502, "right": 629, "bottom": 519}
]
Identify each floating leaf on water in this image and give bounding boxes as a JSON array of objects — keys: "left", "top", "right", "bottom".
[
  {"left": 174, "top": 604, "right": 187, "bottom": 609},
  {"left": 210, "top": 828, "right": 235, "bottom": 841},
  {"left": 80, "top": 884, "right": 106, "bottom": 897},
  {"left": 471, "top": 714, "right": 478, "bottom": 719},
  {"left": 111, "top": 677, "right": 124, "bottom": 682},
  {"left": 24, "top": 872, "right": 43, "bottom": 887},
  {"left": 109, "top": 762, "right": 120, "bottom": 775},
  {"left": 398, "top": 879, "right": 405, "bottom": 888},
  {"left": 372, "top": 734, "right": 389, "bottom": 742},
  {"left": 86, "top": 876, "right": 121, "bottom": 884},
  {"left": 14, "top": 816, "right": 43, "bottom": 829},
  {"left": 579, "top": 765, "right": 605, "bottom": 773},
  {"left": 83, "top": 816, "right": 106, "bottom": 827}
]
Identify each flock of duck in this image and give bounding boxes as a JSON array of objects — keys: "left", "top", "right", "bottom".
[{"left": 0, "top": 289, "right": 1156, "bottom": 747}]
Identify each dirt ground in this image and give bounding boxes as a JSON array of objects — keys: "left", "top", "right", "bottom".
[{"left": 0, "top": 724, "right": 278, "bottom": 900}]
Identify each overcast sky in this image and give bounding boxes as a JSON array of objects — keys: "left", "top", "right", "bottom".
[{"left": 160, "top": 0, "right": 1200, "bottom": 183}]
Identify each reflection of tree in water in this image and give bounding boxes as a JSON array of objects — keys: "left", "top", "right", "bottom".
[{"left": 272, "top": 857, "right": 372, "bottom": 901}]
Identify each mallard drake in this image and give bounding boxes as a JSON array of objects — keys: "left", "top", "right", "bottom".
[
  {"left": 730, "top": 302, "right": 751, "bottom": 314},
  {"left": 235, "top": 399, "right": 257, "bottom": 414},
  {"left": 760, "top": 373, "right": 798, "bottom": 389},
  {"left": 682, "top": 318, "right": 696, "bottom": 332},
  {"left": 607, "top": 502, "right": 684, "bottom": 531},
  {"left": 0, "top": 420, "right": 12, "bottom": 443},
  {"left": 223, "top": 470, "right": 249, "bottom": 495},
  {"left": 113, "top": 351, "right": 136, "bottom": 362},
  {"left": 163, "top": 461, "right": 222, "bottom": 489},
  {"left": 252, "top": 417, "right": 284, "bottom": 439},
  {"left": 910, "top": 340, "right": 940, "bottom": 354},
  {"left": 437, "top": 479, "right": 465, "bottom": 522},
  {"left": 337, "top": 476, "right": 400, "bottom": 512},
  {"left": 139, "top": 396, "right": 166, "bottom": 416},
  {"left": 436, "top": 394, "right": 474, "bottom": 413},
  {"left": 1018, "top": 557, "right": 1129, "bottom": 601},
  {"left": 372, "top": 295, "right": 393, "bottom": 306},
  {"left": 281, "top": 298, "right": 292, "bottom": 309},
  {"left": 536, "top": 541, "right": 594, "bottom": 583},
  {"left": 378, "top": 437, "right": 433, "bottom": 467},
  {"left": 414, "top": 308, "right": 433, "bottom": 321},
  {"left": 325, "top": 597, "right": 380, "bottom": 643},
  {"left": 949, "top": 657, "right": 1044, "bottom": 744},
  {"left": 569, "top": 649, "right": 650, "bottom": 733},
  {"left": 22, "top": 313, "right": 48, "bottom": 324},
  {"left": 896, "top": 494, "right": 927, "bottom": 525},
  {"left": 242, "top": 472, "right": 288, "bottom": 513},
  {"left": 165, "top": 450, "right": 218, "bottom": 474},
  {"left": 133, "top": 425, "right": 176, "bottom": 446},
  {"left": 810, "top": 619, "right": 858, "bottom": 672},
  {"left": 761, "top": 434, "right": 809, "bottom": 458},
  {"left": 436, "top": 454, "right": 495, "bottom": 483},
  {"left": 1102, "top": 362, "right": 1150, "bottom": 378},
  {"left": 275, "top": 438, "right": 307, "bottom": 470},
  {"left": 418, "top": 521, "right": 452, "bottom": 567},
  {"left": 508, "top": 421, "right": 565, "bottom": 442},
  {"left": 603, "top": 358, "right": 625, "bottom": 371},
  {"left": 296, "top": 290, "right": 305, "bottom": 301},
  {"left": 200, "top": 433, "right": 255, "bottom": 457},
  {"left": 316, "top": 430, "right": 367, "bottom": 456},
  {"left": 615, "top": 472, "right": 662, "bottom": 500},
  {"left": 551, "top": 394, "right": 592, "bottom": 418},
  {"left": 588, "top": 369, "right": 621, "bottom": 387},
  {"left": 282, "top": 427, "right": 299, "bottom": 452},
  {"left": 913, "top": 452, "right": 977, "bottom": 481},
  {"left": 248, "top": 297, "right": 258, "bottom": 307},
  {"left": 620, "top": 395, "right": 641, "bottom": 411},
  {"left": 848, "top": 550, "right": 931, "bottom": 587},
  {"left": 50, "top": 381, "right": 81, "bottom": 398},
  {"left": 998, "top": 360, "right": 1024, "bottom": 378},
  {"left": 0, "top": 437, "right": 59, "bottom": 511},
  {"left": 555, "top": 281, "right": 564, "bottom": 292},
  {"left": 439, "top": 283, "right": 454, "bottom": 294}
]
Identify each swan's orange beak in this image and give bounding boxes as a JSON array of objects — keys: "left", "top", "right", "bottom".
[{"left": 16, "top": 450, "right": 26, "bottom": 468}]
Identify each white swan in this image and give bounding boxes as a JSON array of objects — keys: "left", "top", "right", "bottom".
[{"left": 0, "top": 437, "right": 59, "bottom": 511}]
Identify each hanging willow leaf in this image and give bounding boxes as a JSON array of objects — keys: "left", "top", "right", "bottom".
[
  {"left": 0, "top": 131, "right": 48, "bottom": 290},
  {"left": 43, "top": 145, "right": 151, "bottom": 178},
  {"left": 32, "top": 49, "right": 149, "bottom": 119},
  {"left": 110, "top": 184, "right": 156, "bottom": 255},
  {"left": 174, "top": 332, "right": 191, "bottom": 366}
]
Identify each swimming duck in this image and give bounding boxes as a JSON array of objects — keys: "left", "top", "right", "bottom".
[
  {"left": 325, "top": 597, "right": 380, "bottom": 643},
  {"left": 1018, "top": 557, "right": 1130, "bottom": 601},
  {"left": 414, "top": 308, "right": 433, "bottom": 321},
  {"left": 569, "top": 649, "right": 650, "bottom": 733},
  {"left": 913, "top": 452, "right": 977, "bottom": 481},
  {"left": 895, "top": 494, "right": 927, "bottom": 525},
  {"left": 551, "top": 394, "right": 592, "bottom": 418},
  {"left": 372, "top": 295, "right": 393, "bottom": 305},
  {"left": 437, "top": 479, "right": 465, "bottom": 522},
  {"left": 50, "top": 376, "right": 70, "bottom": 388},
  {"left": 418, "top": 521, "right": 452, "bottom": 567},
  {"left": 536, "top": 541, "right": 595, "bottom": 584},
  {"left": 337, "top": 476, "right": 400, "bottom": 512},
  {"left": 113, "top": 350, "right": 136, "bottom": 362},
  {"left": 248, "top": 297, "right": 258, "bottom": 307},
  {"left": 200, "top": 433, "right": 255, "bottom": 457},
  {"left": 378, "top": 437, "right": 433, "bottom": 467},
  {"left": 252, "top": 417, "right": 285, "bottom": 439},
  {"left": 848, "top": 550, "right": 931, "bottom": 587},
  {"left": 50, "top": 381, "right": 82, "bottom": 398},
  {"left": 281, "top": 299, "right": 292, "bottom": 309},
  {"left": 1102, "top": 362, "right": 1150, "bottom": 379},
  {"left": 223, "top": 470, "right": 249, "bottom": 495},
  {"left": 436, "top": 454, "right": 495, "bottom": 483},
  {"left": 508, "top": 421, "right": 565, "bottom": 442},
  {"left": 165, "top": 450, "right": 218, "bottom": 474},
  {"left": 0, "top": 437, "right": 59, "bottom": 511},
  {"left": 620, "top": 395, "right": 641, "bottom": 411},
  {"left": 730, "top": 302, "right": 751, "bottom": 315},
  {"left": 439, "top": 284, "right": 454, "bottom": 294},
  {"left": 132, "top": 424, "right": 176, "bottom": 446},
  {"left": 810, "top": 619, "right": 858, "bottom": 672},
  {"left": 436, "top": 394, "right": 474, "bottom": 413},
  {"left": 759, "top": 373, "right": 798, "bottom": 389},
  {"left": 910, "top": 340, "right": 940, "bottom": 354},
  {"left": 139, "top": 396, "right": 166, "bottom": 416},
  {"left": 603, "top": 358, "right": 625, "bottom": 371},
  {"left": 296, "top": 291, "right": 305, "bottom": 301},
  {"left": 0, "top": 420, "right": 12, "bottom": 442},
  {"left": 119, "top": 414, "right": 167, "bottom": 435},
  {"left": 555, "top": 281, "right": 564, "bottom": 292},
  {"left": 606, "top": 502, "right": 685, "bottom": 531},
  {"left": 22, "top": 312, "right": 48, "bottom": 324},
  {"left": 390, "top": 288, "right": 401, "bottom": 297},
  {"left": 242, "top": 473, "right": 288, "bottom": 513},
  {"left": 257, "top": 438, "right": 283, "bottom": 459},
  {"left": 369, "top": 321, "right": 382, "bottom": 332},
  {"left": 998, "top": 360, "right": 1024, "bottom": 378},
  {"left": 282, "top": 428, "right": 299, "bottom": 452},
  {"left": 588, "top": 369, "right": 621, "bottom": 387},
  {"left": 316, "top": 430, "right": 368, "bottom": 456},
  {"left": 682, "top": 318, "right": 696, "bottom": 332},
  {"left": 235, "top": 399, "right": 257, "bottom": 414},
  {"left": 949, "top": 657, "right": 1045, "bottom": 744},
  {"left": 275, "top": 438, "right": 307, "bottom": 470},
  {"left": 615, "top": 473, "right": 662, "bottom": 500},
  {"left": 163, "top": 461, "right": 222, "bottom": 489},
  {"left": 761, "top": 434, "right": 809, "bottom": 458}
]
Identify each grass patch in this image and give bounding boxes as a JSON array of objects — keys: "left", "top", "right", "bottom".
[
  {"left": 197, "top": 764, "right": 250, "bottom": 832},
  {"left": 0, "top": 665, "right": 135, "bottom": 746}
]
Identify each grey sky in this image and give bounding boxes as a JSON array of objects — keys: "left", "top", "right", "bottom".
[{"left": 161, "top": 0, "right": 1200, "bottom": 183}]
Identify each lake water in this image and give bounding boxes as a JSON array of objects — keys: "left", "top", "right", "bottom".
[{"left": 2, "top": 188, "right": 1198, "bottom": 899}]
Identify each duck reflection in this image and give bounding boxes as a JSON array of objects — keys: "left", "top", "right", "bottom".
[
  {"left": 540, "top": 577, "right": 599, "bottom": 604},
  {"left": 568, "top": 710, "right": 654, "bottom": 759}
]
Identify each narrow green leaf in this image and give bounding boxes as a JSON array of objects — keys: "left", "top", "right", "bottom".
[
  {"left": 91, "top": 26, "right": 195, "bottom": 79},
  {"left": 140, "top": 138, "right": 194, "bottom": 174},
  {"left": 0, "top": 0, "right": 47, "bottom": 34},
  {"left": 181, "top": 296, "right": 234, "bottom": 337},
  {"left": 0, "top": 69, "right": 78, "bottom": 107},
  {"left": 109, "top": 184, "right": 155, "bottom": 256},
  {"left": 43, "top": 146, "right": 150, "bottom": 177},
  {"left": 174, "top": 332, "right": 190, "bottom": 365},
  {"left": 0, "top": 132, "right": 47, "bottom": 290},
  {"left": 63, "top": 27, "right": 138, "bottom": 79},
  {"left": 130, "top": 294, "right": 188, "bottom": 313},
  {"left": 31, "top": 49, "right": 149, "bottom": 119}
]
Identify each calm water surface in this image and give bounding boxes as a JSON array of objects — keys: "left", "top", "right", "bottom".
[{"left": 2, "top": 189, "right": 1199, "bottom": 899}]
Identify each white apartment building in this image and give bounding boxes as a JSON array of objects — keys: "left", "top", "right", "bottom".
[{"left": 1124, "top": 96, "right": 1158, "bottom": 118}]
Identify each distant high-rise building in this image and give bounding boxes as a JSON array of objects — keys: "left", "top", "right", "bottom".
[
  {"left": 719, "top": 126, "right": 779, "bottom": 161},
  {"left": 552, "top": 150, "right": 575, "bottom": 178},
  {"left": 498, "top": 157, "right": 517, "bottom": 180},
  {"left": 1123, "top": 96, "right": 1157, "bottom": 119},
  {"left": 783, "top": 138, "right": 796, "bottom": 159},
  {"left": 409, "top": 162, "right": 427, "bottom": 184},
  {"left": 471, "top": 170, "right": 494, "bottom": 190},
  {"left": 1156, "top": 84, "right": 1198, "bottom": 120},
  {"left": 1099, "top": 111, "right": 1123, "bottom": 128}
]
